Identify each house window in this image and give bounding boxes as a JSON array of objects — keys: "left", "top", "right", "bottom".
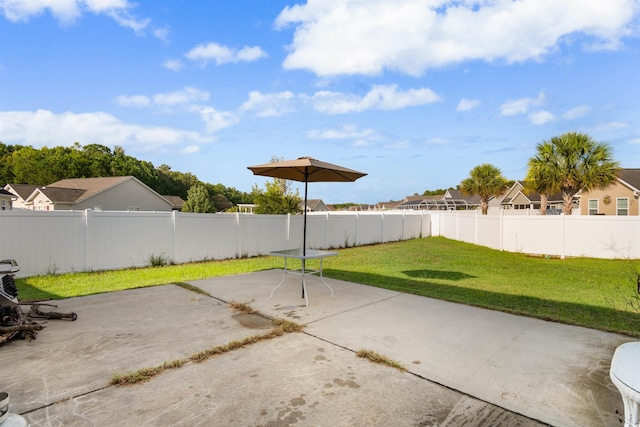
[
  {"left": 127, "top": 206, "right": 140, "bottom": 212},
  {"left": 617, "top": 198, "right": 629, "bottom": 216},
  {"left": 1, "top": 200, "right": 5, "bottom": 210},
  {"left": 588, "top": 199, "right": 598, "bottom": 215}
]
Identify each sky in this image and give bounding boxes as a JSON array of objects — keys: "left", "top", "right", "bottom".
[{"left": 1, "top": 0, "right": 639, "bottom": 204}]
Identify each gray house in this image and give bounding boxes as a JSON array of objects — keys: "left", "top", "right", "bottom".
[{"left": 0, "top": 188, "right": 15, "bottom": 210}]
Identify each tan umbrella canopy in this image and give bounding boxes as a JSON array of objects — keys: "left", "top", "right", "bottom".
[
  {"left": 247, "top": 156, "right": 366, "bottom": 183},
  {"left": 248, "top": 156, "right": 367, "bottom": 254}
]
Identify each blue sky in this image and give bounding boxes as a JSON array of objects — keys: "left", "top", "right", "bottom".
[{"left": 1, "top": 0, "right": 639, "bottom": 204}]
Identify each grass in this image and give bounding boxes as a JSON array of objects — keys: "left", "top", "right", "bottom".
[
  {"left": 15, "top": 237, "right": 640, "bottom": 336},
  {"left": 356, "top": 349, "right": 407, "bottom": 372},
  {"left": 111, "top": 305, "right": 305, "bottom": 385}
]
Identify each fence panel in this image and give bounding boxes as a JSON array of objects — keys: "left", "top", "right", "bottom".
[
  {"left": 173, "top": 213, "right": 238, "bottom": 262},
  {"left": 86, "top": 211, "right": 174, "bottom": 271},
  {"left": 435, "top": 211, "right": 640, "bottom": 259},
  {"left": 0, "top": 211, "right": 86, "bottom": 277},
  {"left": 564, "top": 216, "right": 639, "bottom": 259}
]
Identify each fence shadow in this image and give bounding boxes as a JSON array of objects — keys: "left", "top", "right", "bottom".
[
  {"left": 323, "top": 269, "right": 640, "bottom": 337},
  {"left": 14, "top": 278, "right": 60, "bottom": 302},
  {"left": 402, "top": 269, "right": 476, "bottom": 281}
]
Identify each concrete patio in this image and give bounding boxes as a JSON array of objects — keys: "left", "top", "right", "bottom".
[{"left": 0, "top": 270, "right": 633, "bottom": 426}]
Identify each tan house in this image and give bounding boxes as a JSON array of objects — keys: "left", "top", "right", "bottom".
[
  {"left": 501, "top": 181, "right": 567, "bottom": 213},
  {"left": 301, "top": 199, "right": 330, "bottom": 212},
  {"left": 9, "top": 176, "right": 174, "bottom": 212},
  {"left": 375, "top": 201, "right": 402, "bottom": 210},
  {"left": 580, "top": 168, "right": 640, "bottom": 216},
  {"left": 3, "top": 184, "right": 38, "bottom": 210}
]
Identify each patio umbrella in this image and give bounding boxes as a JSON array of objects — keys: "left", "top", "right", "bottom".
[{"left": 247, "top": 156, "right": 367, "bottom": 255}]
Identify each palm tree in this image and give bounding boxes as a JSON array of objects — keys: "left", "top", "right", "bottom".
[
  {"left": 460, "top": 164, "right": 509, "bottom": 215},
  {"left": 531, "top": 132, "right": 619, "bottom": 215},
  {"left": 525, "top": 142, "right": 559, "bottom": 215}
]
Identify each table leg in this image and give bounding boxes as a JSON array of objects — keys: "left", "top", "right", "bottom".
[
  {"left": 319, "top": 258, "right": 334, "bottom": 297},
  {"left": 270, "top": 257, "right": 288, "bottom": 298}
]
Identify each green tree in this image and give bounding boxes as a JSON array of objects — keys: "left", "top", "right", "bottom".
[
  {"left": 460, "top": 163, "right": 509, "bottom": 215},
  {"left": 525, "top": 142, "right": 559, "bottom": 215},
  {"left": 182, "top": 184, "right": 215, "bottom": 213},
  {"left": 252, "top": 179, "right": 302, "bottom": 215},
  {"left": 529, "top": 132, "right": 619, "bottom": 215}
]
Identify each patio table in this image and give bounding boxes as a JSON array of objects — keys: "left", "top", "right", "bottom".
[{"left": 269, "top": 249, "right": 338, "bottom": 306}]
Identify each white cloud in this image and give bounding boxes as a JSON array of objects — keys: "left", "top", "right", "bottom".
[
  {"left": 153, "top": 27, "right": 170, "bottom": 42},
  {"left": 562, "top": 105, "right": 590, "bottom": 120},
  {"left": 456, "top": 98, "right": 481, "bottom": 112},
  {"left": 629, "top": 138, "right": 640, "bottom": 145},
  {"left": 152, "top": 87, "right": 210, "bottom": 106},
  {"left": 116, "top": 87, "right": 209, "bottom": 108},
  {"left": 500, "top": 92, "right": 546, "bottom": 116},
  {"left": 180, "top": 145, "right": 201, "bottom": 154},
  {"left": 191, "top": 106, "right": 239, "bottom": 134},
  {"left": 115, "top": 94, "right": 151, "bottom": 108},
  {"left": 0, "top": 0, "right": 150, "bottom": 33},
  {"left": 595, "top": 121, "right": 628, "bottom": 131},
  {"left": 0, "top": 109, "right": 207, "bottom": 152},
  {"left": 239, "top": 91, "right": 296, "bottom": 117},
  {"left": 162, "top": 59, "right": 184, "bottom": 71},
  {"left": 311, "top": 84, "right": 440, "bottom": 114},
  {"left": 528, "top": 110, "right": 555, "bottom": 125},
  {"left": 185, "top": 42, "right": 267, "bottom": 65},
  {"left": 275, "top": 0, "right": 638, "bottom": 76},
  {"left": 308, "top": 124, "right": 376, "bottom": 140}
]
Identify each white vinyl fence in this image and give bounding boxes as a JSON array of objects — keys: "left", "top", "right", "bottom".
[
  {"left": 0, "top": 210, "right": 429, "bottom": 277},
  {"left": 432, "top": 211, "right": 640, "bottom": 259},
  {"left": 2, "top": 209, "right": 638, "bottom": 277}
]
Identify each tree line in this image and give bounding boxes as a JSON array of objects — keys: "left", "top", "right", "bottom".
[{"left": 0, "top": 142, "right": 253, "bottom": 212}]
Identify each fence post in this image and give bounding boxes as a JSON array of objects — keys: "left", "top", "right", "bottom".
[
  {"left": 170, "top": 210, "right": 176, "bottom": 263},
  {"left": 84, "top": 209, "right": 91, "bottom": 272},
  {"left": 235, "top": 212, "right": 240, "bottom": 258},
  {"left": 561, "top": 213, "right": 566, "bottom": 259},
  {"left": 475, "top": 209, "right": 479, "bottom": 244},
  {"left": 499, "top": 209, "right": 504, "bottom": 251},
  {"left": 325, "top": 212, "right": 329, "bottom": 249}
]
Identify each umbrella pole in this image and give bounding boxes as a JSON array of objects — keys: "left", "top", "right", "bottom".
[{"left": 302, "top": 169, "right": 308, "bottom": 299}]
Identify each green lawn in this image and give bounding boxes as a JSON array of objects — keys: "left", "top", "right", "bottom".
[{"left": 16, "top": 237, "right": 640, "bottom": 337}]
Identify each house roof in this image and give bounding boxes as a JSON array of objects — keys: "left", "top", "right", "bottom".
[
  {"left": 4, "top": 183, "right": 38, "bottom": 199},
  {"left": 33, "top": 187, "right": 87, "bottom": 204},
  {"left": 376, "top": 201, "right": 402, "bottom": 210},
  {"left": 618, "top": 168, "right": 640, "bottom": 191},
  {"left": 301, "top": 199, "right": 329, "bottom": 211},
  {"left": 163, "top": 195, "right": 185, "bottom": 208},
  {"left": 47, "top": 176, "right": 134, "bottom": 203},
  {"left": 0, "top": 188, "right": 15, "bottom": 197}
]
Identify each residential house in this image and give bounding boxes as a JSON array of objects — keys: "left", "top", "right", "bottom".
[
  {"left": 300, "top": 199, "right": 330, "bottom": 212},
  {"left": 4, "top": 184, "right": 38, "bottom": 210},
  {"left": 375, "top": 201, "right": 402, "bottom": 210},
  {"left": 579, "top": 168, "right": 640, "bottom": 216},
  {"left": 397, "top": 191, "right": 478, "bottom": 211},
  {"left": 501, "top": 181, "right": 566, "bottom": 213},
  {"left": 163, "top": 195, "right": 186, "bottom": 211},
  {"left": 10, "top": 176, "right": 174, "bottom": 211},
  {"left": 0, "top": 188, "right": 15, "bottom": 210}
]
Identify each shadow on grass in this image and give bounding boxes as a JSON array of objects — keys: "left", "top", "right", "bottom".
[
  {"left": 15, "top": 278, "right": 60, "bottom": 302},
  {"left": 323, "top": 269, "right": 640, "bottom": 338},
  {"left": 402, "top": 269, "right": 476, "bottom": 281}
]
